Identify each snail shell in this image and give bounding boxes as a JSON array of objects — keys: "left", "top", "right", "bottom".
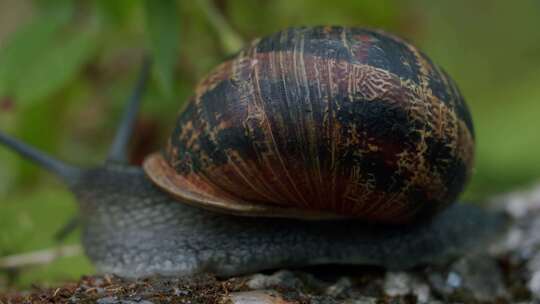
[{"left": 144, "top": 26, "right": 475, "bottom": 223}]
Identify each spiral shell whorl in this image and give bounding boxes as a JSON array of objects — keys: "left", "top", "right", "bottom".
[{"left": 153, "top": 26, "right": 474, "bottom": 223}]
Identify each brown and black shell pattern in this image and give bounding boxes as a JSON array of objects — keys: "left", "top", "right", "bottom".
[{"left": 144, "top": 26, "right": 475, "bottom": 223}]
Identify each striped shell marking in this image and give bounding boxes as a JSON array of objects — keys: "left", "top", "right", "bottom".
[{"left": 143, "top": 26, "right": 475, "bottom": 223}]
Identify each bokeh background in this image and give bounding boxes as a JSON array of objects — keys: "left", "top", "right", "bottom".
[{"left": 1, "top": 0, "right": 539, "bottom": 289}]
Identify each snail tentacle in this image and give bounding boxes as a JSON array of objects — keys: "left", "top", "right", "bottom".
[
  {"left": 0, "top": 131, "right": 82, "bottom": 184},
  {"left": 107, "top": 56, "right": 152, "bottom": 164}
]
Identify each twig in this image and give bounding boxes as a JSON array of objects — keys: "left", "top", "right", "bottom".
[
  {"left": 0, "top": 245, "right": 82, "bottom": 269},
  {"left": 195, "top": 0, "right": 245, "bottom": 54}
]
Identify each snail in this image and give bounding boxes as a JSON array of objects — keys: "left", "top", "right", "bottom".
[{"left": 0, "top": 26, "right": 507, "bottom": 278}]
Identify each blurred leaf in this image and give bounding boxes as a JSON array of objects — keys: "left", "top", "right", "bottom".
[
  {"left": 0, "top": 188, "right": 93, "bottom": 287},
  {"left": 143, "top": 0, "right": 180, "bottom": 98},
  {"left": 227, "top": 0, "right": 402, "bottom": 38},
  {"left": 0, "top": 8, "right": 72, "bottom": 101},
  {"left": 33, "top": 0, "right": 74, "bottom": 18},
  {"left": 96, "top": 0, "right": 138, "bottom": 26},
  {"left": 195, "top": 0, "right": 244, "bottom": 54},
  {"left": 0, "top": 1, "right": 98, "bottom": 107},
  {"left": 16, "top": 30, "right": 98, "bottom": 104},
  {"left": 0, "top": 189, "right": 76, "bottom": 254}
]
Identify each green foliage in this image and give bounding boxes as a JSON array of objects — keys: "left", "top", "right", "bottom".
[
  {"left": 1, "top": 0, "right": 540, "bottom": 289},
  {"left": 95, "top": 0, "right": 138, "bottom": 26},
  {"left": 0, "top": 187, "right": 94, "bottom": 288},
  {"left": 196, "top": 0, "right": 244, "bottom": 54},
  {"left": 0, "top": 4, "right": 73, "bottom": 105},
  {"left": 16, "top": 30, "right": 98, "bottom": 105},
  {"left": 144, "top": 0, "right": 181, "bottom": 98}
]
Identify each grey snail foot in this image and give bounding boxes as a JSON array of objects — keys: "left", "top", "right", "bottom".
[{"left": 77, "top": 166, "right": 508, "bottom": 278}]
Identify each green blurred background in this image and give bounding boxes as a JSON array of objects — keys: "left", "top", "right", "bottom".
[{"left": 1, "top": 0, "right": 539, "bottom": 290}]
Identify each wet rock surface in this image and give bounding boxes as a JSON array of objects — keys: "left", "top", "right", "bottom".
[{"left": 2, "top": 184, "right": 540, "bottom": 303}]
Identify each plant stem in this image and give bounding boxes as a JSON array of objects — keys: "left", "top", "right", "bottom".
[
  {"left": 0, "top": 245, "right": 82, "bottom": 269},
  {"left": 195, "top": 0, "right": 244, "bottom": 54}
]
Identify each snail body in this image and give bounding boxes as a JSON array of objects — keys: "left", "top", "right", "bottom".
[
  {"left": 79, "top": 166, "right": 501, "bottom": 277},
  {"left": 0, "top": 26, "right": 505, "bottom": 278}
]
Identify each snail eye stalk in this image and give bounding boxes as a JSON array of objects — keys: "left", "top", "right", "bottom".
[
  {"left": 0, "top": 131, "right": 82, "bottom": 184},
  {"left": 107, "top": 56, "right": 152, "bottom": 164}
]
